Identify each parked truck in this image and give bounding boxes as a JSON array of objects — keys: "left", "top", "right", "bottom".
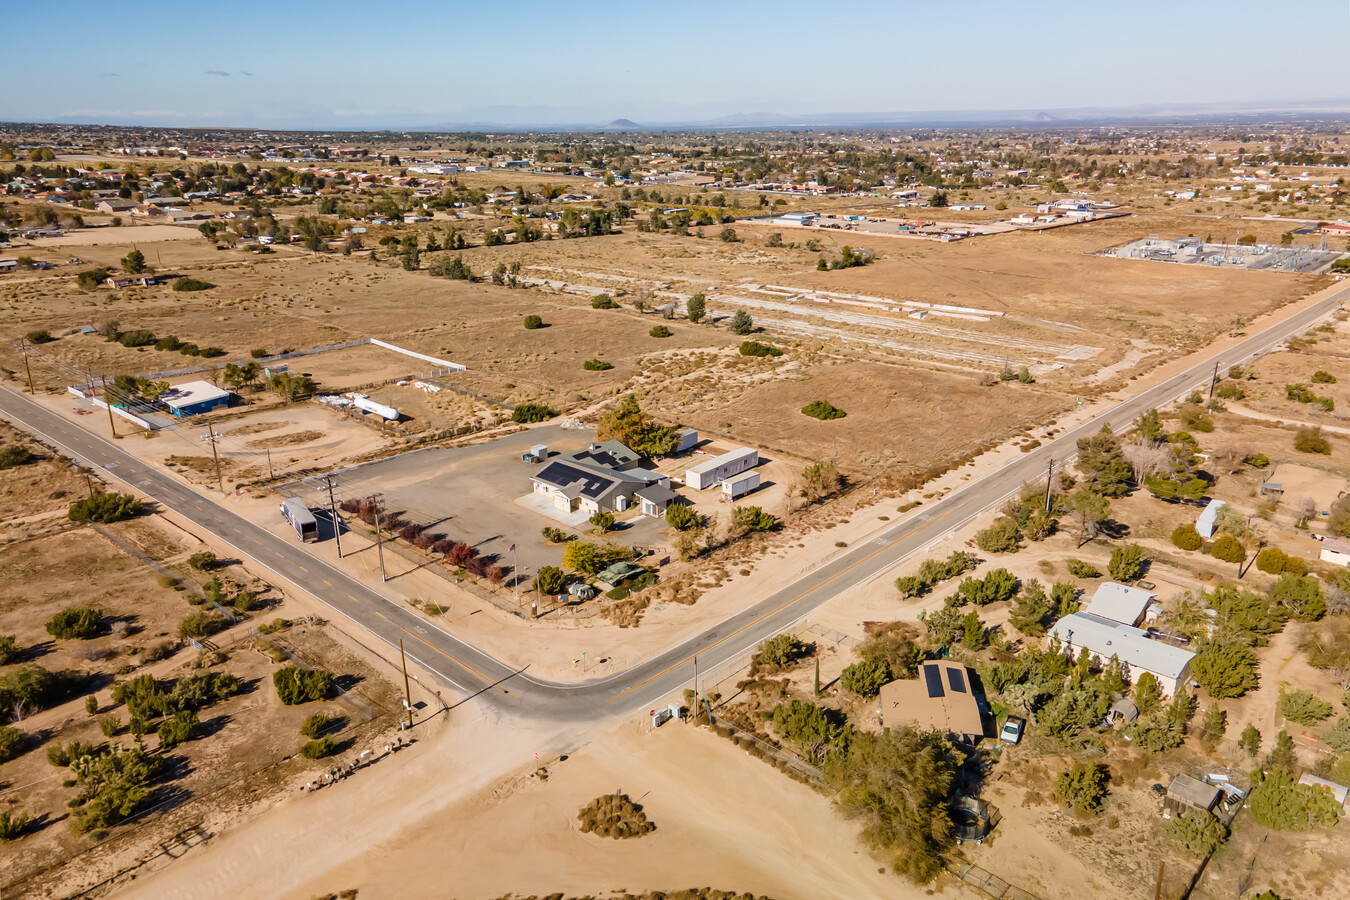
[{"left": 280, "top": 497, "right": 319, "bottom": 542}]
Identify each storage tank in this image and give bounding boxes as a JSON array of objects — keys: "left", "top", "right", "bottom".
[{"left": 351, "top": 396, "right": 399, "bottom": 421}]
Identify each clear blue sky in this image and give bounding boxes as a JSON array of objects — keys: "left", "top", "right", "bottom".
[{"left": 6, "top": 0, "right": 1349, "bottom": 129}]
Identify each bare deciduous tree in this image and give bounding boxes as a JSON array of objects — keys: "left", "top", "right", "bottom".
[
  {"left": 1297, "top": 497, "right": 1317, "bottom": 527},
  {"left": 1122, "top": 438, "right": 1170, "bottom": 483}
]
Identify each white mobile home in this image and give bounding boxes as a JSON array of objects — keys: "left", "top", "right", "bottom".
[
  {"left": 721, "top": 471, "right": 760, "bottom": 501},
  {"left": 1050, "top": 612, "right": 1195, "bottom": 696},
  {"left": 684, "top": 447, "right": 758, "bottom": 490}
]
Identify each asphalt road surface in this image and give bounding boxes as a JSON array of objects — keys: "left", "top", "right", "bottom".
[{"left": 0, "top": 284, "right": 1344, "bottom": 723}]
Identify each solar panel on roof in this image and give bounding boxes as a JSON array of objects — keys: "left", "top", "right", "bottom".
[
  {"left": 946, "top": 668, "right": 966, "bottom": 693},
  {"left": 923, "top": 665, "right": 944, "bottom": 698}
]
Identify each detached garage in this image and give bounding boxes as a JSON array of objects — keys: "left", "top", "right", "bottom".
[{"left": 161, "top": 381, "right": 232, "bottom": 417}]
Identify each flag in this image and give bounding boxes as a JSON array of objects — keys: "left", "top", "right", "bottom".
[{"left": 508, "top": 544, "right": 516, "bottom": 553}]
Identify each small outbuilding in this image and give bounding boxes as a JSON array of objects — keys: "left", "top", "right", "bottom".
[
  {"left": 1320, "top": 537, "right": 1350, "bottom": 568},
  {"left": 1165, "top": 775, "right": 1221, "bottom": 816},
  {"left": 635, "top": 484, "right": 679, "bottom": 517},
  {"left": 1299, "top": 774, "right": 1349, "bottom": 810},
  {"left": 160, "top": 381, "right": 231, "bottom": 417},
  {"left": 1084, "top": 582, "right": 1156, "bottom": 627},
  {"left": 1196, "top": 499, "right": 1227, "bottom": 538}
]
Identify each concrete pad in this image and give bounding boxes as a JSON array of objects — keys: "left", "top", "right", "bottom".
[{"left": 514, "top": 492, "right": 589, "bottom": 527}]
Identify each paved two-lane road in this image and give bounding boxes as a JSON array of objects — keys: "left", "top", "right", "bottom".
[{"left": 0, "top": 283, "right": 1343, "bottom": 722}]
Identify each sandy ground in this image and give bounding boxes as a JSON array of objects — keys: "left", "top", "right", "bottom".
[
  {"left": 117, "top": 714, "right": 937, "bottom": 900},
  {"left": 19, "top": 224, "right": 207, "bottom": 246}
]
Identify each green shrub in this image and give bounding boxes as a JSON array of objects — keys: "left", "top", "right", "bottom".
[
  {"left": 1215, "top": 383, "right": 1245, "bottom": 400},
  {"left": 534, "top": 565, "right": 568, "bottom": 595},
  {"left": 665, "top": 503, "right": 700, "bottom": 532},
  {"left": 187, "top": 551, "right": 218, "bottom": 571},
  {"left": 582, "top": 358, "right": 613, "bottom": 371},
  {"left": 46, "top": 607, "right": 102, "bottom": 640},
  {"left": 100, "top": 716, "right": 120, "bottom": 737},
  {"left": 1056, "top": 762, "right": 1109, "bottom": 815},
  {"left": 1109, "top": 544, "right": 1146, "bottom": 582},
  {"left": 739, "top": 340, "right": 783, "bottom": 357},
  {"left": 250, "top": 348, "right": 269, "bottom": 358},
  {"left": 540, "top": 526, "right": 570, "bottom": 544},
  {"left": 1191, "top": 640, "right": 1259, "bottom": 698},
  {"left": 1067, "top": 559, "right": 1100, "bottom": 579},
  {"left": 1248, "top": 771, "right": 1341, "bottom": 831},
  {"left": 1312, "top": 370, "right": 1337, "bottom": 384},
  {"left": 975, "top": 518, "right": 1022, "bottom": 554},
  {"left": 523, "top": 314, "right": 544, "bottom": 329},
  {"left": 576, "top": 792, "right": 655, "bottom": 839},
  {"left": 178, "top": 612, "right": 225, "bottom": 639},
  {"left": 590, "top": 293, "right": 618, "bottom": 309},
  {"left": 758, "top": 634, "right": 809, "bottom": 669},
  {"left": 300, "top": 737, "right": 336, "bottom": 759},
  {"left": 801, "top": 400, "right": 846, "bottom": 420},
  {"left": 1255, "top": 547, "right": 1288, "bottom": 574},
  {"left": 1169, "top": 809, "right": 1229, "bottom": 857},
  {"left": 300, "top": 713, "right": 330, "bottom": 738},
  {"left": 117, "top": 329, "right": 155, "bottom": 347},
  {"left": 1271, "top": 573, "right": 1326, "bottom": 621},
  {"left": 649, "top": 325, "right": 672, "bottom": 338},
  {"left": 68, "top": 493, "right": 142, "bottom": 523},
  {"left": 1210, "top": 534, "right": 1245, "bottom": 563},
  {"left": 731, "top": 505, "right": 777, "bottom": 534},
  {"left": 273, "top": 666, "right": 334, "bottom": 705},
  {"left": 511, "top": 403, "right": 556, "bottom": 423},
  {"left": 1295, "top": 426, "right": 1331, "bottom": 455},
  {"left": 956, "top": 568, "right": 1020, "bottom": 606},
  {"left": 0, "top": 634, "right": 18, "bottom": 665},
  {"left": 0, "top": 445, "right": 36, "bottom": 469},
  {"left": 0, "top": 725, "right": 28, "bottom": 763},
  {"left": 0, "top": 810, "right": 27, "bottom": 840},
  {"left": 24, "top": 329, "right": 54, "bottom": 344},
  {"left": 156, "top": 709, "right": 199, "bottom": 748},
  {"left": 1171, "top": 524, "right": 1203, "bottom": 551},
  {"left": 172, "top": 277, "right": 215, "bottom": 292},
  {"left": 153, "top": 335, "right": 183, "bottom": 351},
  {"left": 1280, "top": 689, "right": 1334, "bottom": 725},
  {"left": 840, "top": 659, "right": 891, "bottom": 697}
]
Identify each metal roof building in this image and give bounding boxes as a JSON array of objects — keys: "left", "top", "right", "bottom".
[
  {"left": 1050, "top": 612, "right": 1195, "bottom": 696},
  {"left": 1084, "top": 582, "right": 1156, "bottom": 627},
  {"left": 160, "top": 381, "right": 231, "bottom": 417}
]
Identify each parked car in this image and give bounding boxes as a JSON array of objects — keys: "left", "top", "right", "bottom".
[{"left": 1000, "top": 715, "right": 1026, "bottom": 745}]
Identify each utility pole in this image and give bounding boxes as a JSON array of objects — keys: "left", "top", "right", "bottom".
[
  {"left": 96, "top": 372, "right": 117, "bottom": 438},
  {"left": 1207, "top": 361, "right": 1220, "bottom": 402},
  {"left": 265, "top": 447, "right": 274, "bottom": 481},
  {"left": 313, "top": 473, "right": 344, "bottom": 558},
  {"left": 398, "top": 639, "right": 414, "bottom": 729},
  {"left": 18, "top": 338, "right": 35, "bottom": 395},
  {"left": 513, "top": 543, "right": 519, "bottom": 609},
  {"left": 1239, "top": 513, "right": 1254, "bottom": 579},
  {"left": 371, "top": 492, "right": 387, "bottom": 582},
  {"left": 1044, "top": 457, "right": 1056, "bottom": 512},
  {"left": 692, "top": 654, "right": 699, "bottom": 719},
  {"left": 1153, "top": 860, "right": 1166, "bottom": 900},
  {"left": 205, "top": 422, "right": 223, "bottom": 494}
]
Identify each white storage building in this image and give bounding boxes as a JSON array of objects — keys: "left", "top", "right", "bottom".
[
  {"left": 684, "top": 447, "right": 758, "bottom": 490},
  {"left": 1049, "top": 612, "right": 1195, "bottom": 696},
  {"left": 722, "top": 471, "right": 760, "bottom": 501}
]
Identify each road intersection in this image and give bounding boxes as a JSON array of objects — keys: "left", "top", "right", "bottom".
[{"left": 0, "top": 282, "right": 1344, "bottom": 722}]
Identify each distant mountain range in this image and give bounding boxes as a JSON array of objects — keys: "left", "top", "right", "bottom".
[{"left": 420, "top": 98, "right": 1350, "bottom": 133}]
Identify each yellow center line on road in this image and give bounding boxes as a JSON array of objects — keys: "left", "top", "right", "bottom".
[
  {"left": 607, "top": 506, "right": 956, "bottom": 704},
  {"left": 402, "top": 628, "right": 516, "bottom": 697},
  {"left": 275, "top": 551, "right": 284, "bottom": 559},
  {"left": 298, "top": 565, "right": 308, "bottom": 573},
  {"left": 348, "top": 594, "right": 360, "bottom": 602},
  {"left": 323, "top": 580, "right": 332, "bottom": 587}
]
